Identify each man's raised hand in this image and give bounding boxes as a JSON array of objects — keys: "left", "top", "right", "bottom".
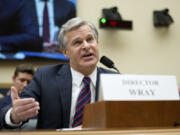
[{"left": 10, "top": 86, "right": 40, "bottom": 124}]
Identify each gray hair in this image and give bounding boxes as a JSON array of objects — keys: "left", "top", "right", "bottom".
[{"left": 58, "top": 17, "right": 98, "bottom": 49}]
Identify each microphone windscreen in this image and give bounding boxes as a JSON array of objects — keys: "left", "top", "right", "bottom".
[{"left": 100, "top": 56, "right": 114, "bottom": 68}]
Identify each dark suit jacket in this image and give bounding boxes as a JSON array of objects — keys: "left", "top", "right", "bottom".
[
  {"left": 0, "top": 96, "right": 11, "bottom": 111},
  {"left": 0, "top": 0, "right": 41, "bottom": 52},
  {"left": 0, "top": 95, "right": 11, "bottom": 129},
  {"left": 24, "top": 0, "right": 76, "bottom": 45},
  {"left": 1, "top": 64, "right": 116, "bottom": 129}
]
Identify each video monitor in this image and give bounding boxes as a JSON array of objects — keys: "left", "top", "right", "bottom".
[{"left": 0, "top": 0, "right": 76, "bottom": 61}]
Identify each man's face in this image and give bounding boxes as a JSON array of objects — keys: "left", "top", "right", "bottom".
[
  {"left": 62, "top": 24, "right": 99, "bottom": 73},
  {"left": 12, "top": 72, "right": 33, "bottom": 94}
]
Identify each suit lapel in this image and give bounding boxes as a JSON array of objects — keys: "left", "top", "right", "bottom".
[
  {"left": 53, "top": 0, "right": 56, "bottom": 23},
  {"left": 53, "top": 0, "right": 59, "bottom": 26},
  {"left": 56, "top": 64, "right": 72, "bottom": 127},
  {"left": 25, "top": 0, "right": 38, "bottom": 24}
]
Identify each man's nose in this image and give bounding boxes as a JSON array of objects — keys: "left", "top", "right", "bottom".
[
  {"left": 23, "top": 80, "right": 28, "bottom": 87},
  {"left": 82, "top": 41, "right": 90, "bottom": 49}
]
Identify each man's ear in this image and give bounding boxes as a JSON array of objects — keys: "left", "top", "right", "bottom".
[
  {"left": 12, "top": 76, "right": 15, "bottom": 82},
  {"left": 12, "top": 76, "right": 16, "bottom": 85},
  {"left": 61, "top": 47, "right": 69, "bottom": 58}
]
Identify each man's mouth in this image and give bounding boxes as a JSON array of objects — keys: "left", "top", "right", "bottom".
[{"left": 82, "top": 53, "right": 93, "bottom": 58}]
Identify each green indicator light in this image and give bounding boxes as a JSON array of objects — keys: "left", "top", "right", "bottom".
[{"left": 101, "top": 18, "right": 106, "bottom": 24}]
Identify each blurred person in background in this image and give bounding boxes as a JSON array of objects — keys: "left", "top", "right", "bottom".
[
  {"left": 0, "top": 63, "right": 34, "bottom": 111},
  {"left": 0, "top": 63, "right": 36, "bottom": 129}
]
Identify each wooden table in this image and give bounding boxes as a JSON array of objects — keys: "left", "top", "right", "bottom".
[{"left": 1, "top": 128, "right": 180, "bottom": 135}]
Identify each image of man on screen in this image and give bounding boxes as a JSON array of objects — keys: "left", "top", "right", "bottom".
[
  {"left": 24, "top": 0, "right": 76, "bottom": 53},
  {"left": 0, "top": 0, "right": 41, "bottom": 54}
]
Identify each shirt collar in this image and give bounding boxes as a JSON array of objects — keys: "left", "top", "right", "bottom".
[{"left": 71, "top": 67, "right": 97, "bottom": 87}]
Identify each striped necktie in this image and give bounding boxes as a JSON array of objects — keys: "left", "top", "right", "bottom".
[{"left": 72, "top": 76, "right": 91, "bottom": 127}]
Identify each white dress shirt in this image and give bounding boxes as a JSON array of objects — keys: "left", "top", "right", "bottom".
[
  {"left": 69, "top": 67, "right": 97, "bottom": 127},
  {"left": 35, "top": 0, "right": 59, "bottom": 41}
]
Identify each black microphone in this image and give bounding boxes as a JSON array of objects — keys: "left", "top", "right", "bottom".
[{"left": 100, "top": 56, "right": 120, "bottom": 73}]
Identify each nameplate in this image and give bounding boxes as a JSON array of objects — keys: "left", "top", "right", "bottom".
[{"left": 99, "top": 74, "right": 179, "bottom": 101}]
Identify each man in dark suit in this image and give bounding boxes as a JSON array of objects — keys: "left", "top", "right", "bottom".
[
  {"left": 0, "top": 17, "right": 117, "bottom": 129},
  {"left": 0, "top": 0, "right": 41, "bottom": 53},
  {"left": 24, "top": 0, "right": 76, "bottom": 53}
]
